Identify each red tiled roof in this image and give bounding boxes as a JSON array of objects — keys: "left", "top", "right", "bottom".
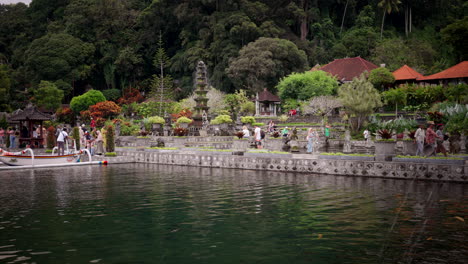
[
  {"left": 316, "top": 57, "right": 378, "bottom": 82},
  {"left": 418, "top": 61, "right": 468, "bottom": 81},
  {"left": 393, "top": 65, "right": 423, "bottom": 80},
  {"left": 257, "top": 88, "right": 280, "bottom": 102}
]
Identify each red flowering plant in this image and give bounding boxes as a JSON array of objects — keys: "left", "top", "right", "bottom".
[
  {"left": 171, "top": 108, "right": 192, "bottom": 123},
  {"left": 56, "top": 107, "right": 74, "bottom": 124},
  {"left": 89, "top": 101, "right": 122, "bottom": 120},
  {"left": 117, "top": 88, "right": 144, "bottom": 105}
]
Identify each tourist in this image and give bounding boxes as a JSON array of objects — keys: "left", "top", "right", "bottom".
[
  {"left": 0, "top": 127, "right": 4, "bottom": 147},
  {"left": 21, "top": 125, "right": 28, "bottom": 138},
  {"left": 363, "top": 128, "right": 370, "bottom": 142},
  {"left": 56, "top": 127, "right": 68, "bottom": 155},
  {"left": 85, "top": 131, "right": 95, "bottom": 155},
  {"left": 324, "top": 123, "right": 331, "bottom": 143},
  {"left": 95, "top": 129, "right": 104, "bottom": 155},
  {"left": 41, "top": 125, "right": 47, "bottom": 146},
  {"left": 306, "top": 128, "right": 318, "bottom": 153},
  {"left": 281, "top": 127, "right": 289, "bottom": 138},
  {"left": 414, "top": 124, "right": 425, "bottom": 156},
  {"left": 242, "top": 125, "right": 250, "bottom": 138},
  {"left": 8, "top": 127, "right": 16, "bottom": 149},
  {"left": 268, "top": 120, "right": 276, "bottom": 133},
  {"left": 90, "top": 117, "right": 96, "bottom": 130},
  {"left": 254, "top": 125, "right": 262, "bottom": 149},
  {"left": 80, "top": 124, "right": 86, "bottom": 148},
  {"left": 435, "top": 124, "right": 448, "bottom": 157},
  {"left": 425, "top": 122, "right": 440, "bottom": 157}
]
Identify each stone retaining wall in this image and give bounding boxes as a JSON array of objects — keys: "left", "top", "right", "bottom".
[{"left": 104, "top": 151, "right": 467, "bottom": 182}]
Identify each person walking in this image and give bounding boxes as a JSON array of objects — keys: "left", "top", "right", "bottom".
[
  {"left": 56, "top": 127, "right": 68, "bottom": 155},
  {"left": 425, "top": 122, "right": 440, "bottom": 157},
  {"left": 435, "top": 124, "right": 448, "bottom": 157},
  {"left": 8, "top": 128, "right": 16, "bottom": 149},
  {"left": 414, "top": 124, "right": 425, "bottom": 156},
  {"left": 0, "top": 127, "right": 4, "bottom": 148},
  {"left": 306, "top": 128, "right": 318, "bottom": 153},
  {"left": 95, "top": 129, "right": 104, "bottom": 155},
  {"left": 254, "top": 125, "right": 263, "bottom": 149}
]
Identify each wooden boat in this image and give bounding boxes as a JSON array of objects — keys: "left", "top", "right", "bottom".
[{"left": 0, "top": 148, "right": 81, "bottom": 166}]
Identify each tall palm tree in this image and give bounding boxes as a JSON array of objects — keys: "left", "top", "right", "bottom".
[{"left": 379, "top": 0, "right": 401, "bottom": 39}]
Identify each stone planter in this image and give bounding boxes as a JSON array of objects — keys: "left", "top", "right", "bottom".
[
  {"left": 318, "top": 155, "right": 374, "bottom": 161},
  {"left": 152, "top": 123, "right": 162, "bottom": 129},
  {"left": 393, "top": 157, "right": 465, "bottom": 165},
  {"left": 178, "top": 123, "right": 189, "bottom": 129},
  {"left": 219, "top": 123, "right": 229, "bottom": 130},
  {"left": 402, "top": 140, "right": 417, "bottom": 156},
  {"left": 374, "top": 141, "right": 397, "bottom": 161}
]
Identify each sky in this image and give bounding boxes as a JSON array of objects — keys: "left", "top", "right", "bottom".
[{"left": 0, "top": 0, "right": 31, "bottom": 4}]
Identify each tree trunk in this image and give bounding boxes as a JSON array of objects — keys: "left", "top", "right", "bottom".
[
  {"left": 409, "top": 7, "right": 412, "bottom": 33},
  {"left": 380, "top": 10, "right": 386, "bottom": 39},
  {"left": 300, "top": 0, "right": 309, "bottom": 40},
  {"left": 404, "top": 5, "right": 408, "bottom": 37},
  {"left": 340, "top": 0, "right": 349, "bottom": 35}
]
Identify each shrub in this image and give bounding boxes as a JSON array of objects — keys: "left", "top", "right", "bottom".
[
  {"left": 210, "top": 115, "right": 233, "bottom": 125},
  {"left": 377, "top": 129, "right": 393, "bottom": 139},
  {"left": 102, "top": 89, "right": 121, "bottom": 101},
  {"left": 47, "top": 126, "right": 56, "bottom": 149},
  {"left": 88, "top": 100, "right": 122, "bottom": 120},
  {"left": 105, "top": 125, "right": 115, "bottom": 152},
  {"left": 278, "top": 114, "right": 289, "bottom": 122},
  {"left": 235, "top": 131, "right": 245, "bottom": 139},
  {"left": 120, "top": 122, "right": 139, "bottom": 136},
  {"left": 252, "top": 122, "right": 264, "bottom": 127},
  {"left": 105, "top": 152, "right": 117, "bottom": 157},
  {"left": 241, "top": 116, "right": 256, "bottom": 124},
  {"left": 70, "top": 90, "right": 106, "bottom": 113},
  {"left": 176, "top": 116, "right": 192, "bottom": 123},
  {"left": 147, "top": 116, "right": 165, "bottom": 124},
  {"left": 173, "top": 127, "right": 188, "bottom": 136},
  {"left": 117, "top": 88, "right": 144, "bottom": 105},
  {"left": 56, "top": 107, "right": 74, "bottom": 124},
  {"left": 72, "top": 127, "right": 80, "bottom": 150}
]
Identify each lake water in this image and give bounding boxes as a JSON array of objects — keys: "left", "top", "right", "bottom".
[{"left": 0, "top": 164, "right": 466, "bottom": 264}]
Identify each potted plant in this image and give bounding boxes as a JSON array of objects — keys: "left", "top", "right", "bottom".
[
  {"left": 374, "top": 121, "right": 397, "bottom": 161},
  {"left": 240, "top": 116, "right": 256, "bottom": 126},
  {"left": 210, "top": 114, "right": 233, "bottom": 129},
  {"left": 147, "top": 116, "right": 165, "bottom": 129},
  {"left": 176, "top": 116, "right": 193, "bottom": 128}
]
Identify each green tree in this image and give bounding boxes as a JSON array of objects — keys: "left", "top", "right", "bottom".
[
  {"left": 338, "top": 74, "right": 383, "bottom": 132},
  {"left": 383, "top": 88, "right": 407, "bottom": 117},
  {"left": 277, "top": 71, "right": 338, "bottom": 101},
  {"left": 33, "top": 81, "right": 64, "bottom": 111},
  {"left": 70, "top": 89, "right": 106, "bottom": 114},
  {"left": 0, "top": 65, "right": 11, "bottom": 111},
  {"left": 441, "top": 16, "right": 468, "bottom": 61},
  {"left": 24, "top": 33, "right": 94, "bottom": 93},
  {"left": 368, "top": 67, "right": 395, "bottom": 90},
  {"left": 227, "top": 37, "right": 308, "bottom": 94}
]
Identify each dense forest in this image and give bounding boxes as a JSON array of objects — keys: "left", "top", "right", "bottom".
[{"left": 0, "top": 0, "right": 466, "bottom": 112}]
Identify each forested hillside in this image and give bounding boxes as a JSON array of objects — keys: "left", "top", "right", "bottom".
[{"left": 0, "top": 0, "right": 466, "bottom": 111}]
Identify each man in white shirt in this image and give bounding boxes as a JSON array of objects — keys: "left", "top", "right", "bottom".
[
  {"left": 254, "top": 125, "right": 262, "bottom": 149},
  {"left": 414, "top": 124, "right": 425, "bottom": 156},
  {"left": 57, "top": 127, "right": 68, "bottom": 155}
]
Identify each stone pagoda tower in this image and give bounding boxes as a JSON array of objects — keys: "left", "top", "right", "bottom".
[{"left": 193, "top": 61, "right": 210, "bottom": 128}]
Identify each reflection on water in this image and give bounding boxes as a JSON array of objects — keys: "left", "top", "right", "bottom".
[{"left": 0, "top": 164, "right": 466, "bottom": 264}]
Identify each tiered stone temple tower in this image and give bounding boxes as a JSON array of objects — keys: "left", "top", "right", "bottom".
[{"left": 193, "top": 61, "right": 210, "bottom": 129}]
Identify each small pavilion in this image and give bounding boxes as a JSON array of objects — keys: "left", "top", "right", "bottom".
[
  {"left": 8, "top": 104, "right": 52, "bottom": 148},
  {"left": 254, "top": 89, "right": 281, "bottom": 116}
]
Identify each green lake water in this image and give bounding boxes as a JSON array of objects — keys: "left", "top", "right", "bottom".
[{"left": 0, "top": 164, "right": 466, "bottom": 263}]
